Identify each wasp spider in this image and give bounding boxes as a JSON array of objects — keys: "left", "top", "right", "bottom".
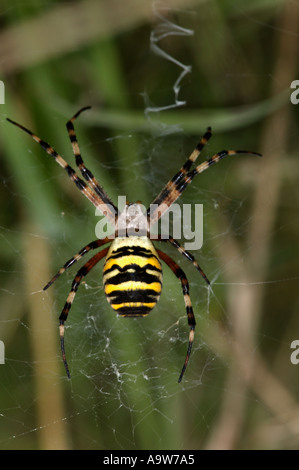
[{"left": 7, "top": 107, "right": 261, "bottom": 382}]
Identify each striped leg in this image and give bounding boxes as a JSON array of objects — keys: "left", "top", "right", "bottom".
[
  {"left": 156, "top": 236, "right": 210, "bottom": 286},
  {"left": 66, "top": 107, "right": 119, "bottom": 214},
  {"left": 43, "top": 237, "right": 111, "bottom": 291},
  {"left": 59, "top": 247, "right": 109, "bottom": 378},
  {"left": 174, "top": 148, "right": 261, "bottom": 196},
  {"left": 148, "top": 127, "right": 212, "bottom": 223},
  {"left": 6, "top": 116, "right": 118, "bottom": 225},
  {"left": 148, "top": 128, "right": 261, "bottom": 224},
  {"left": 156, "top": 249, "right": 195, "bottom": 383}
]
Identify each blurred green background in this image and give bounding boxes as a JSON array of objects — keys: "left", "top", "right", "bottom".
[{"left": 1, "top": 0, "right": 299, "bottom": 450}]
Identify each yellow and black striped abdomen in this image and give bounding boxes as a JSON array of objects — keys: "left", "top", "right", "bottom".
[{"left": 103, "top": 237, "right": 163, "bottom": 316}]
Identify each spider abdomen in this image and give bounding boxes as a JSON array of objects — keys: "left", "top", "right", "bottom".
[{"left": 103, "top": 237, "right": 163, "bottom": 316}]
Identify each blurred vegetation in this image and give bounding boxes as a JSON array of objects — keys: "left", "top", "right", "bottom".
[{"left": 0, "top": 0, "right": 299, "bottom": 450}]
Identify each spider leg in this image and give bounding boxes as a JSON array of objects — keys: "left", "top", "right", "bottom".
[
  {"left": 148, "top": 128, "right": 212, "bottom": 224},
  {"left": 58, "top": 247, "right": 109, "bottom": 378},
  {"left": 156, "top": 236, "right": 210, "bottom": 285},
  {"left": 66, "top": 107, "right": 119, "bottom": 214},
  {"left": 156, "top": 248, "right": 196, "bottom": 383},
  {"left": 148, "top": 129, "right": 261, "bottom": 224},
  {"left": 175, "top": 148, "right": 262, "bottom": 196},
  {"left": 6, "top": 116, "right": 117, "bottom": 225},
  {"left": 43, "top": 237, "right": 111, "bottom": 290}
]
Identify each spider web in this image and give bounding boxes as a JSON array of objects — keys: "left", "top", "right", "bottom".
[
  {"left": 0, "top": 9, "right": 219, "bottom": 448},
  {"left": 0, "top": 5, "right": 254, "bottom": 450},
  {"left": 1, "top": 0, "right": 296, "bottom": 452}
]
